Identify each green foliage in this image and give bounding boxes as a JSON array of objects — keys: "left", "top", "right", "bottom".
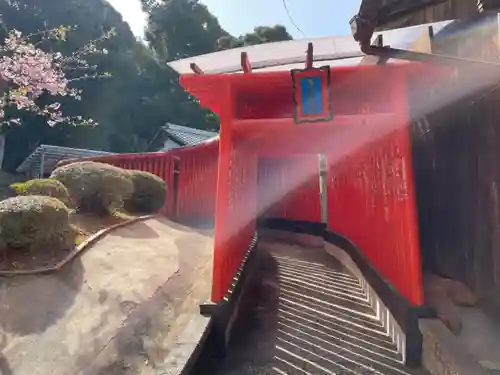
[
  {"left": 0, "top": 0, "right": 182, "bottom": 169},
  {"left": 10, "top": 178, "right": 71, "bottom": 205},
  {"left": 1, "top": 0, "right": 294, "bottom": 173},
  {"left": 216, "top": 25, "right": 293, "bottom": 51},
  {"left": 0, "top": 195, "right": 74, "bottom": 252},
  {"left": 143, "top": 0, "right": 227, "bottom": 61},
  {"left": 50, "top": 161, "right": 134, "bottom": 215},
  {"left": 125, "top": 170, "right": 167, "bottom": 213},
  {"left": 142, "top": 0, "right": 293, "bottom": 56}
]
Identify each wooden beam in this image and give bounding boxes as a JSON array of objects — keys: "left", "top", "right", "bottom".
[
  {"left": 190, "top": 62, "right": 204, "bottom": 75},
  {"left": 359, "top": 33, "right": 386, "bottom": 65},
  {"left": 409, "top": 25, "right": 434, "bottom": 54},
  {"left": 306, "top": 42, "right": 313, "bottom": 69},
  {"left": 240, "top": 52, "right": 252, "bottom": 73},
  {"left": 376, "top": 0, "right": 447, "bottom": 27},
  {"left": 360, "top": 24, "right": 433, "bottom": 66}
]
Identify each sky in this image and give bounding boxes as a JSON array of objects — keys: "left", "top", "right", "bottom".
[
  {"left": 106, "top": 0, "right": 148, "bottom": 38},
  {"left": 105, "top": 0, "right": 361, "bottom": 40}
]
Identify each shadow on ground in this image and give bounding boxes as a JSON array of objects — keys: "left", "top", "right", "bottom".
[
  {"left": 77, "top": 294, "right": 157, "bottom": 375},
  {"left": 173, "top": 218, "right": 215, "bottom": 237},
  {"left": 0, "top": 353, "right": 12, "bottom": 375},
  {"left": 0, "top": 330, "right": 12, "bottom": 375},
  {"left": 77, "top": 223, "right": 214, "bottom": 375},
  {"left": 0, "top": 258, "right": 84, "bottom": 335},
  {"left": 0, "top": 259, "right": 84, "bottom": 374},
  {"left": 113, "top": 222, "right": 160, "bottom": 239},
  {"left": 0, "top": 217, "right": 214, "bottom": 375}
]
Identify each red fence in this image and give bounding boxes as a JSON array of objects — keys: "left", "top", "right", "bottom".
[{"left": 65, "top": 140, "right": 218, "bottom": 221}]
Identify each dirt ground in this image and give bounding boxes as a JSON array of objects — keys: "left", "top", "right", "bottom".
[{"left": 0, "top": 217, "right": 214, "bottom": 375}]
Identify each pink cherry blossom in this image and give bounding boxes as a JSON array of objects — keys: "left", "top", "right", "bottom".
[{"left": 0, "top": 27, "right": 114, "bottom": 127}]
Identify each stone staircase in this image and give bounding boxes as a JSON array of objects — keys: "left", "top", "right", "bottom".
[{"left": 200, "top": 241, "right": 428, "bottom": 375}]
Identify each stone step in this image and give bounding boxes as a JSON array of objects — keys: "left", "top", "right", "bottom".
[
  {"left": 277, "top": 319, "right": 411, "bottom": 375},
  {"left": 197, "top": 243, "right": 429, "bottom": 375},
  {"left": 279, "top": 290, "right": 388, "bottom": 336},
  {"left": 278, "top": 305, "right": 401, "bottom": 360}
]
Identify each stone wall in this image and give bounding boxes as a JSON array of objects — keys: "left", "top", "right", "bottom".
[{"left": 420, "top": 319, "right": 487, "bottom": 375}]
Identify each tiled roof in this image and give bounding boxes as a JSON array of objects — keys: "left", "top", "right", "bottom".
[
  {"left": 162, "top": 123, "right": 218, "bottom": 146},
  {"left": 16, "top": 144, "right": 115, "bottom": 175}
]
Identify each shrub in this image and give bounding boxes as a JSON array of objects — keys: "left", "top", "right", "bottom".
[
  {"left": 124, "top": 170, "right": 167, "bottom": 213},
  {"left": 0, "top": 195, "right": 74, "bottom": 252},
  {"left": 50, "top": 161, "right": 134, "bottom": 215},
  {"left": 10, "top": 178, "right": 71, "bottom": 206}
]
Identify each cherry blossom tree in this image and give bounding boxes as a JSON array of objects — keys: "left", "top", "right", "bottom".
[{"left": 0, "top": 26, "right": 115, "bottom": 128}]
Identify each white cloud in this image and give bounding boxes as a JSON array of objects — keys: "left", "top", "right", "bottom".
[{"left": 106, "top": 0, "right": 148, "bottom": 38}]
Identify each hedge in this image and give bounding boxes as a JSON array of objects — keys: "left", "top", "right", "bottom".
[
  {"left": 50, "top": 161, "right": 133, "bottom": 215},
  {"left": 124, "top": 170, "right": 167, "bottom": 213},
  {"left": 0, "top": 195, "right": 73, "bottom": 252},
  {"left": 10, "top": 178, "right": 71, "bottom": 206}
]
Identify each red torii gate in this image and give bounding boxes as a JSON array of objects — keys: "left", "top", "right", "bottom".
[{"left": 180, "top": 44, "right": 428, "bottom": 306}]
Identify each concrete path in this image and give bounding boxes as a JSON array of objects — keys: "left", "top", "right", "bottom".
[
  {"left": 0, "top": 217, "right": 214, "bottom": 375},
  {"left": 197, "top": 241, "right": 428, "bottom": 375}
]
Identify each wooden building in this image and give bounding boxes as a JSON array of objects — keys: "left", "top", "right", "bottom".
[{"left": 377, "top": 0, "right": 500, "bottom": 30}]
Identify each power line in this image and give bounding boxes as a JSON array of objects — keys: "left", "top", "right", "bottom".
[{"left": 282, "top": 0, "right": 307, "bottom": 38}]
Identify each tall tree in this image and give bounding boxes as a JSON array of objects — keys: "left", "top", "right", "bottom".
[
  {"left": 0, "top": 1, "right": 117, "bottom": 170},
  {"left": 0, "top": 0, "right": 295, "bottom": 172},
  {"left": 216, "top": 25, "right": 293, "bottom": 50},
  {"left": 0, "top": 0, "right": 183, "bottom": 169},
  {"left": 141, "top": 0, "right": 294, "bottom": 131},
  {"left": 142, "top": 0, "right": 228, "bottom": 61}
]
